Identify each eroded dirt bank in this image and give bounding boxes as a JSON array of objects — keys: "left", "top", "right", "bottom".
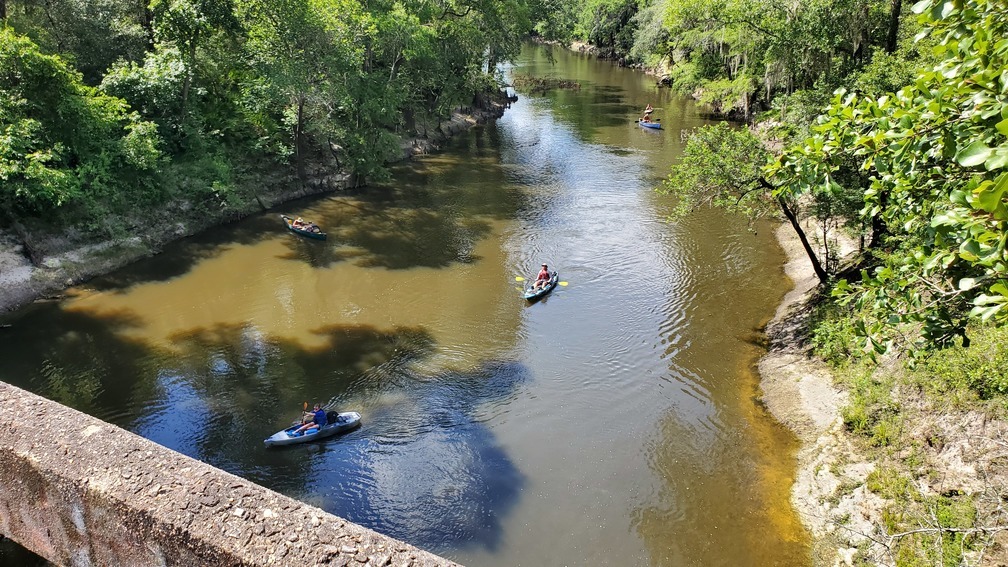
[{"left": 758, "top": 224, "right": 1008, "bottom": 566}]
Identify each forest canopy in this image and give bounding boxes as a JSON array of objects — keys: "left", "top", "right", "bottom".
[
  {"left": 0, "top": 0, "right": 553, "bottom": 229},
  {"left": 3, "top": 0, "right": 1006, "bottom": 357},
  {"left": 660, "top": 0, "right": 1008, "bottom": 355}
]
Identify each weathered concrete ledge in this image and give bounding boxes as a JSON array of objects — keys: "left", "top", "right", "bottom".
[{"left": 0, "top": 381, "right": 460, "bottom": 567}]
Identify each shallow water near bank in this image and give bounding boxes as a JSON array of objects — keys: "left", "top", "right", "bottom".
[{"left": 0, "top": 44, "right": 807, "bottom": 566}]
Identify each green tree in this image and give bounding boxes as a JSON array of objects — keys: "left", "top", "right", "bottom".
[
  {"left": 661, "top": 122, "right": 829, "bottom": 282},
  {"left": 659, "top": 0, "right": 898, "bottom": 117},
  {"left": 240, "top": 0, "right": 369, "bottom": 180},
  {"left": 575, "top": 0, "right": 637, "bottom": 60},
  {"left": 0, "top": 29, "right": 161, "bottom": 220},
  {"left": 100, "top": 46, "right": 190, "bottom": 145},
  {"left": 5, "top": 0, "right": 149, "bottom": 85},
  {"left": 769, "top": 0, "right": 1008, "bottom": 351},
  {"left": 150, "top": 0, "right": 240, "bottom": 107}
]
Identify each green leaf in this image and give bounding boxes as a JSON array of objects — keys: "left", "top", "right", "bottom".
[
  {"left": 956, "top": 140, "right": 993, "bottom": 167},
  {"left": 975, "top": 177, "right": 1007, "bottom": 212},
  {"left": 960, "top": 239, "right": 982, "bottom": 261},
  {"left": 969, "top": 303, "right": 1004, "bottom": 320},
  {"left": 985, "top": 149, "right": 1008, "bottom": 170},
  {"left": 996, "top": 118, "right": 1008, "bottom": 136},
  {"left": 958, "top": 277, "right": 980, "bottom": 290}
]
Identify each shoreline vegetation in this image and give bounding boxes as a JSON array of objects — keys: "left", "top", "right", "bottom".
[
  {"left": 762, "top": 223, "right": 1008, "bottom": 566},
  {"left": 5, "top": 0, "right": 1008, "bottom": 562},
  {"left": 509, "top": 74, "right": 581, "bottom": 94},
  {"left": 1, "top": 0, "right": 540, "bottom": 314},
  {"left": 0, "top": 96, "right": 511, "bottom": 314}
]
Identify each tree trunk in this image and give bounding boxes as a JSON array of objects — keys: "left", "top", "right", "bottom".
[
  {"left": 295, "top": 97, "right": 306, "bottom": 183},
  {"left": 486, "top": 47, "right": 496, "bottom": 75},
  {"left": 870, "top": 188, "right": 889, "bottom": 248},
  {"left": 181, "top": 39, "right": 197, "bottom": 107},
  {"left": 1, "top": 0, "right": 7, "bottom": 22},
  {"left": 140, "top": 0, "right": 154, "bottom": 49},
  {"left": 886, "top": 0, "right": 902, "bottom": 54},
  {"left": 777, "top": 195, "right": 829, "bottom": 283}
]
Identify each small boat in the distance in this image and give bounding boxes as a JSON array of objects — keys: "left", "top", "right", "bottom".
[
  {"left": 264, "top": 411, "right": 361, "bottom": 447},
  {"left": 281, "top": 214, "right": 327, "bottom": 240},
  {"left": 524, "top": 271, "right": 559, "bottom": 301},
  {"left": 638, "top": 119, "right": 661, "bottom": 130}
]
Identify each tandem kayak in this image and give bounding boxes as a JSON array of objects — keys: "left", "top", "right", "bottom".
[
  {"left": 264, "top": 411, "right": 361, "bottom": 447},
  {"left": 281, "top": 214, "right": 327, "bottom": 240},
  {"left": 524, "top": 271, "right": 559, "bottom": 301},
  {"left": 638, "top": 119, "right": 661, "bottom": 130}
]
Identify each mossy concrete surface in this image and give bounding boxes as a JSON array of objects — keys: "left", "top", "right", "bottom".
[{"left": 0, "top": 381, "right": 460, "bottom": 567}]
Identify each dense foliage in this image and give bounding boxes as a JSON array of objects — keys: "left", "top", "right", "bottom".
[
  {"left": 4, "top": 0, "right": 1005, "bottom": 358},
  {"left": 660, "top": 0, "right": 1008, "bottom": 357},
  {"left": 1, "top": 0, "right": 549, "bottom": 232},
  {"left": 0, "top": 28, "right": 161, "bottom": 219},
  {"left": 772, "top": 0, "right": 1008, "bottom": 353},
  {"left": 541, "top": 0, "right": 930, "bottom": 119}
]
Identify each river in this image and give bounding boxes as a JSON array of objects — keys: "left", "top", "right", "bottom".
[{"left": 0, "top": 44, "right": 808, "bottom": 566}]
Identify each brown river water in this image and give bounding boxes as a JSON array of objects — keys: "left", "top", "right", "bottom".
[{"left": 0, "top": 44, "right": 809, "bottom": 566}]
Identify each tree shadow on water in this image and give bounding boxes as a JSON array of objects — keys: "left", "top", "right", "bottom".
[
  {"left": 277, "top": 184, "right": 498, "bottom": 270},
  {"left": 154, "top": 323, "right": 529, "bottom": 553},
  {"left": 0, "top": 302, "right": 157, "bottom": 421},
  {"left": 325, "top": 360, "right": 529, "bottom": 554},
  {"left": 0, "top": 306, "right": 528, "bottom": 554},
  {"left": 87, "top": 214, "right": 286, "bottom": 293}
]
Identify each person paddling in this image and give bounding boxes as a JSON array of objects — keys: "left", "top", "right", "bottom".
[
  {"left": 533, "top": 264, "right": 552, "bottom": 291},
  {"left": 295, "top": 403, "right": 327, "bottom": 434}
]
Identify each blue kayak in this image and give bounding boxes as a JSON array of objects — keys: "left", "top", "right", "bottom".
[
  {"left": 281, "top": 214, "right": 327, "bottom": 240},
  {"left": 264, "top": 411, "right": 361, "bottom": 447},
  {"left": 524, "top": 271, "right": 559, "bottom": 301},
  {"left": 638, "top": 119, "right": 661, "bottom": 130}
]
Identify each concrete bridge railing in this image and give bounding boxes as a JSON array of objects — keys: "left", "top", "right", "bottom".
[{"left": 0, "top": 382, "right": 460, "bottom": 566}]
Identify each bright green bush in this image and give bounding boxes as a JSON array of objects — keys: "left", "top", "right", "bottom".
[
  {"left": 809, "top": 296, "right": 869, "bottom": 368},
  {"left": 0, "top": 29, "right": 161, "bottom": 219},
  {"left": 841, "top": 372, "right": 898, "bottom": 439},
  {"left": 917, "top": 325, "right": 1008, "bottom": 400}
]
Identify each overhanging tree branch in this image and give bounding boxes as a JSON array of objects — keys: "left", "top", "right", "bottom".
[{"left": 761, "top": 178, "right": 829, "bottom": 283}]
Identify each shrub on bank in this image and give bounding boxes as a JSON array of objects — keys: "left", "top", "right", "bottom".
[
  {"left": 809, "top": 297, "right": 1008, "bottom": 565},
  {"left": 915, "top": 325, "right": 1008, "bottom": 408}
]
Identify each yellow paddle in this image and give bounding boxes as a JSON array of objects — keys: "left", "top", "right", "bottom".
[{"left": 516, "top": 276, "right": 569, "bottom": 285}]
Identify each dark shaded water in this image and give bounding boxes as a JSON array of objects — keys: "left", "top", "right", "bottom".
[{"left": 0, "top": 45, "right": 807, "bottom": 566}]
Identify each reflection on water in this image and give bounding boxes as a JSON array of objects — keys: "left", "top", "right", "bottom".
[{"left": 0, "top": 44, "right": 809, "bottom": 566}]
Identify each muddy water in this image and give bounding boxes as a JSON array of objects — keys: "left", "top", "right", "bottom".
[{"left": 0, "top": 44, "right": 808, "bottom": 566}]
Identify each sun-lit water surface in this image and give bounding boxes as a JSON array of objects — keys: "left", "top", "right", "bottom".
[{"left": 0, "top": 44, "right": 808, "bottom": 566}]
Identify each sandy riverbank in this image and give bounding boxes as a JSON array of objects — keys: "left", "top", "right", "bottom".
[
  {"left": 757, "top": 223, "right": 867, "bottom": 564},
  {"left": 758, "top": 223, "right": 1008, "bottom": 566}
]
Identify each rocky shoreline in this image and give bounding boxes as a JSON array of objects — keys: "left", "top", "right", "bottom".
[{"left": 0, "top": 99, "right": 511, "bottom": 315}]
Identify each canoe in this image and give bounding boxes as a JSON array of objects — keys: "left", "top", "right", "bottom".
[
  {"left": 264, "top": 411, "right": 361, "bottom": 447},
  {"left": 638, "top": 119, "right": 662, "bottom": 130},
  {"left": 281, "top": 214, "right": 327, "bottom": 240},
  {"left": 524, "top": 271, "right": 559, "bottom": 301}
]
